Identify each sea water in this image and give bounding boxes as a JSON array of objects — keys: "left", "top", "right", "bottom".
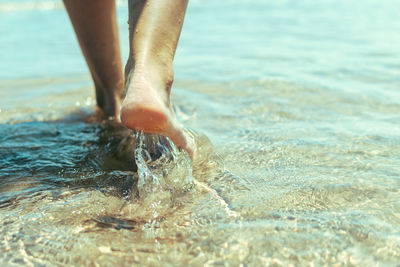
[{"left": 1, "top": 0, "right": 400, "bottom": 265}]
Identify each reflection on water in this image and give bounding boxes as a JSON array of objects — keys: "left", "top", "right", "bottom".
[{"left": 1, "top": 0, "right": 400, "bottom": 265}]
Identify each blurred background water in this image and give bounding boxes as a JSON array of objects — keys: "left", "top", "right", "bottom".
[{"left": 1, "top": 0, "right": 400, "bottom": 265}]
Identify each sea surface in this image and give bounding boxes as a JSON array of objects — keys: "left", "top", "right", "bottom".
[{"left": 1, "top": 0, "right": 400, "bottom": 265}]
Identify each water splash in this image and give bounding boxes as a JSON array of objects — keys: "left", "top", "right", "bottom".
[{"left": 132, "top": 131, "right": 194, "bottom": 219}]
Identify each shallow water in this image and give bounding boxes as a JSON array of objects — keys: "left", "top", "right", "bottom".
[{"left": 1, "top": 0, "right": 400, "bottom": 265}]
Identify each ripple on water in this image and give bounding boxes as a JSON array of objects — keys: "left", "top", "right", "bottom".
[{"left": 0, "top": 116, "right": 249, "bottom": 265}]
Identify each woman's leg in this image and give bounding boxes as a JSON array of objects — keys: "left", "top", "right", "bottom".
[
  {"left": 63, "top": 0, "right": 124, "bottom": 119},
  {"left": 121, "top": 0, "right": 195, "bottom": 158}
]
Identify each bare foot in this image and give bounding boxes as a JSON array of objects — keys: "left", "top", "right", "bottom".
[{"left": 120, "top": 68, "right": 195, "bottom": 159}]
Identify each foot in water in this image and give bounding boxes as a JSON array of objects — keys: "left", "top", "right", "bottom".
[
  {"left": 119, "top": 0, "right": 193, "bottom": 159},
  {"left": 120, "top": 66, "right": 195, "bottom": 159}
]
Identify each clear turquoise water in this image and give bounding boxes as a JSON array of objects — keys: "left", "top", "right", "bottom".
[{"left": 1, "top": 0, "right": 400, "bottom": 265}]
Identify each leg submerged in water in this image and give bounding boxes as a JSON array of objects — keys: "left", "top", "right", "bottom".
[{"left": 120, "top": 0, "right": 195, "bottom": 159}]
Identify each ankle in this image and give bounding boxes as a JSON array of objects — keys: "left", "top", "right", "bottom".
[
  {"left": 127, "top": 57, "right": 175, "bottom": 91},
  {"left": 95, "top": 84, "right": 123, "bottom": 118}
]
